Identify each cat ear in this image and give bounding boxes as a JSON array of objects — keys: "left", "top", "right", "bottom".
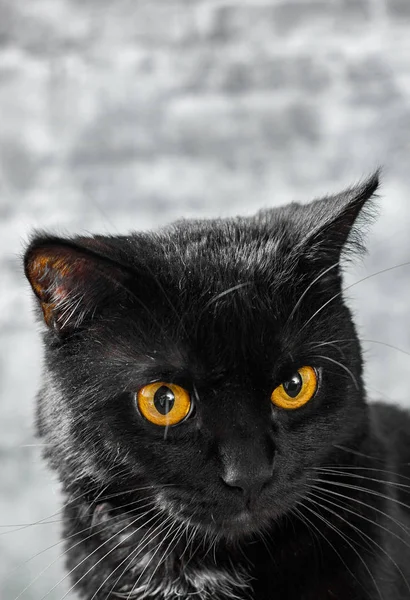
[
  {"left": 296, "top": 171, "right": 380, "bottom": 265},
  {"left": 24, "top": 236, "right": 129, "bottom": 333}
]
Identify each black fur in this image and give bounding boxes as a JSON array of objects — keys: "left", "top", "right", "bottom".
[{"left": 24, "top": 172, "right": 410, "bottom": 599}]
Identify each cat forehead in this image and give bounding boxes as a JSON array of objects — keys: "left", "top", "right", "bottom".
[
  {"left": 106, "top": 212, "right": 318, "bottom": 333},
  {"left": 146, "top": 213, "right": 294, "bottom": 282},
  {"left": 163, "top": 212, "right": 290, "bottom": 252}
]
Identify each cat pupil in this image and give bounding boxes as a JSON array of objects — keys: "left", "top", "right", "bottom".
[
  {"left": 283, "top": 373, "right": 302, "bottom": 398},
  {"left": 154, "top": 386, "right": 175, "bottom": 415}
]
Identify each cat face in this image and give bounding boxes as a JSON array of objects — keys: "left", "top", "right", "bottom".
[{"left": 24, "top": 174, "right": 378, "bottom": 539}]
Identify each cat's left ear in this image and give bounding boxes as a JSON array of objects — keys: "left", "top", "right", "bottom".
[
  {"left": 296, "top": 171, "right": 380, "bottom": 265},
  {"left": 24, "top": 235, "right": 130, "bottom": 333}
]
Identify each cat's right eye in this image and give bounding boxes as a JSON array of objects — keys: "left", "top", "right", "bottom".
[
  {"left": 137, "top": 382, "right": 191, "bottom": 426},
  {"left": 271, "top": 366, "right": 317, "bottom": 410}
]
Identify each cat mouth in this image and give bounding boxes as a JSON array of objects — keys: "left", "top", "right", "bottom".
[
  {"left": 223, "top": 510, "right": 255, "bottom": 528},
  {"left": 209, "top": 506, "right": 275, "bottom": 536},
  {"left": 155, "top": 486, "right": 284, "bottom": 537}
]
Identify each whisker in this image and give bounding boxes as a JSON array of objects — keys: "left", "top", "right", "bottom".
[
  {"left": 312, "top": 355, "right": 359, "bottom": 389},
  {"left": 306, "top": 492, "right": 379, "bottom": 561},
  {"left": 291, "top": 505, "right": 322, "bottom": 562},
  {"left": 310, "top": 483, "right": 410, "bottom": 541},
  {"left": 300, "top": 497, "right": 371, "bottom": 596},
  {"left": 144, "top": 520, "right": 187, "bottom": 591},
  {"left": 318, "top": 465, "right": 410, "bottom": 484},
  {"left": 203, "top": 283, "right": 252, "bottom": 312},
  {"left": 0, "top": 480, "right": 172, "bottom": 534},
  {"left": 63, "top": 512, "right": 162, "bottom": 600},
  {"left": 309, "top": 338, "right": 410, "bottom": 359},
  {"left": 0, "top": 481, "right": 110, "bottom": 535},
  {"left": 125, "top": 520, "right": 179, "bottom": 599},
  {"left": 298, "top": 261, "right": 410, "bottom": 337},
  {"left": 285, "top": 262, "right": 339, "bottom": 326},
  {"left": 306, "top": 495, "right": 383, "bottom": 598},
  {"left": 333, "top": 444, "right": 386, "bottom": 464},
  {"left": 98, "top": 484, "right": 177, "bottom": 504},
  {"left": 178, "top": 519, "right": 196, "bottom": 564},
  {"left": 317, "top": 467, "right": 410, "bottom": 492},
  {"left": 133, "top": 258, "right": 190, "bottom": 343},
  {"left": 6, "top": 496, "right": 157, "bottom": 590},
  {"left": 30, "top": 509, "right": 157, "bottom": 600},
  {"left": 178, "top": 521, "right": 201, "bottom": 574},
  {"left": 309, "top": 477, "right": 410, "bottom": 516},
  {"left": 92, "top": 514, "right": 174, "bottom": 600},
  {"left": 309, "top": 489, "right": 410, "bottom": 596},
  {"left": 194, "top": 282, "right": 251, "bottom": 341}
]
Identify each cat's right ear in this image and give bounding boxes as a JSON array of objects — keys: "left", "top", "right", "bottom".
[
  {"left": 295, "top": 171, "right": 380, "bottom": 266},
  {"left": 24, "top": 235, "right": 129, "bottom": 333}
]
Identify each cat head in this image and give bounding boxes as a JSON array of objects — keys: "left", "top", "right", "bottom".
[{"left": 24, "top": 173, "right": 379, "bottom": 538}]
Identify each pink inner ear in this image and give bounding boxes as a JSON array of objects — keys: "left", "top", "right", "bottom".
[
  {"left": 26, "top": 249, "right": 82, "bottom": 327},
  {"left": 26, "top": 243, "right": 126, "bottom": 329},
  {"left": 28, "top": 252, "right": 70, "bottom": 298}
]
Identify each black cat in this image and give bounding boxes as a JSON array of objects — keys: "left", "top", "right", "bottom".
[{"left": 24, "top": 172, "right": 410, "bottom": 599}]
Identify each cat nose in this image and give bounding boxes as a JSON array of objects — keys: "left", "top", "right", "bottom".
[
  {"left": 221, "top": 463, "right": 273, "bottom": 497},
  {"left": 219, "top": 436, "right": 275, "bottom": 498}
]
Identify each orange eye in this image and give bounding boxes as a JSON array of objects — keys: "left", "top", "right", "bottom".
[
  {"left": 271, "top": 366, "right": 317, "bottom": 410},
  {"left": 137, "top": 382, "right": 191, "bottom": 426}
]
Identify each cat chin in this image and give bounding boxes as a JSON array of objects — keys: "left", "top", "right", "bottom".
[
  {"left": 216, "top": 508, "right": 279, "bottom": 539},
  {"left": 175, "top": 505, "right": 275, "bottom": 540},
  {"left": 216, "top": 513, "right": 269, "bottom": 539}
]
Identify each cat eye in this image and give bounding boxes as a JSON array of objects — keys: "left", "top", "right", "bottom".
[
  {"left": 137, "top": 382, "right": 192, "bottom": 426},
  {"left": 271, "top": 366, "right": 317, "bottom": 410}
]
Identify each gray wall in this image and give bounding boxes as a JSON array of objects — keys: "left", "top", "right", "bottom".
[{"left": 1, "top": 0, "right": 410, "bottom": 598}]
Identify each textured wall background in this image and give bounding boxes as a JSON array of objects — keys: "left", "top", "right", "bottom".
[{"left": 1, "top": 0, "right": 410, "bottom": 598}]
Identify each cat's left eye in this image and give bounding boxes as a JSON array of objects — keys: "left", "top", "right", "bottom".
[
  {"left": 271, "top": 366, "right": 318, "bottom": 410},
  {"left": 137, "top": 382, "right": 191, "bottom": 426}
]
